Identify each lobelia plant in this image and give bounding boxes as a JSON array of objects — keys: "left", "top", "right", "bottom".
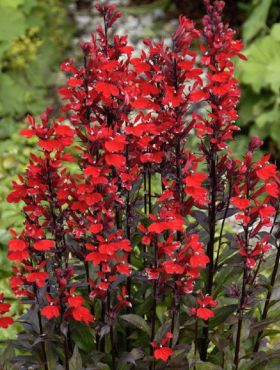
[{"left": 2, "top": 1, "right": 280, "bottom": 369}]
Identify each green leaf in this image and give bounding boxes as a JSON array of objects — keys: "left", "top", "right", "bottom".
[
  {"left": 0, "top": 5, "right": 26, "bottom": 44},
  {"left": 250, "top": 319, "right": 277, "bottom": 336},
  {"left": 242, "top": 0, "right": 272, "bottom": 43},
  {"left": 239, "top": 34, "right": 280, "bottom": 93},
  {"left": 119, "top": 348, "right": 144, "bottom": 366},
  {"left": 69, "top": 345, "right": 83, "bottom": 370},
  {"left": 1, "top": 0, "right": 24, "bottom": 7},
  {"left": 156, "top": 304, "right": 168, "bottom": 324},
  {"left": 120, "top": 0, "right": 170, "bottom": 15},
  {"left": 120, "top": 314, "right": 151, "bottom": 336},
  {"left": 271, "top": 23, "right": 280, "bottom": 42},
  {"left": 71, "top": 323, "right": 95, "bottom": 353},
  {"left": 233, "top": 318, "right": 251, "bottom": 345},
  {"left": 266, "top": 55, "right": 280, "bottom": 93},
  {"left": 195, "top": 363, "right": 223, "bottom": 370},
  {"left": 0, "top": 73, "right": 26, "bottom": 115},
  {"left": 95, "top": 364, "right": 110, "bottom": 370},
  {"left": 255, "top": 109, "right": 279, "bottom": 129},
  {"left": 45, "top": 342, "right": 59, "bottom": 370},
  {"left": 209, "top": 305, "right": 238, "bottom": 330}
]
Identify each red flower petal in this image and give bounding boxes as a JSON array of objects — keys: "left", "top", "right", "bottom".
[
  {"left": 154, "top": 347, "right": 173, "bottom": 362},
  {"left": 34, "top": 240, "right": 55, "bottom": 251},
  {"left": 105, "top": 154, "right": 126, "bottom": 168},
  {"left": 41, "top": 305, "right": 60, "bottom": 320},
  {"left": 8, "top": 239, "right": 27, "bottom": 252},
  {"left": 256, "top": 164, "right": 276, "bottom": 180},
  {"left": 0, "top": 316, "right": 14, "bottom": 328},
  {"left": 190, "top": 254, "right": 209, "bottom": 268},
  {"left": 67, "top": 77, "right": 83, "bottom": 87},
  {"left": 196, "top": 307, "right": 214, "bottom": 320},
  {"left": 231, "top": 197, "right": 250, "bottom": 210}
]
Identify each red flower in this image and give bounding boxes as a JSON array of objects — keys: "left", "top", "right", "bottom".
[
  {"left": 259, "top": 205, "right": 275, "bottom": 218},
  {"left": 192, "top": 293, "right": 216, "bottom": 321},
  {"left": 105, "top": 136, "right": 127, "bottom": 152},
  {"left": 148, "top": 219, "right": 184, "bottom": 234},
  {"left": 41, "top": 305, "right": 60, "bottom": 320},
  {"left": 67, "top": 77, "right": 83, "bottom": 87},
  {"left": 68, "top": 295, "right": 84, "bottom": 308},
  {"left": 189, "top": 254, "right": 209, "bottom": 268},
  {"left": 140, "top": 152, "right": 165, "bottom": 164},
  {"left": 89, "top": 223, "right": 103, "bottom": 234},
  {"left": 256, "top": 163, "right": 276, "bottom": 180},
  {"left": 154, "top": 347, "right": 173, "bottom": 362},
  {"left": 71, "top": 306, "right": 94, "bottom": 324},
  {"left": 196, "top": 307, "right": 214, "bottom": 320},
  {"left": 189, "top": 89, "right": 209, "bottom": 102},
  {"left": 0, "top": 303, "right": 11, "bottom": 315},
  {"left": 26, "top": 272, "right": 48, "bottom": 287},
  {"left": 95, "top": 82, "right": 119, "bottom": 98},
  {"left": 0, "top": 317, "right": 14, "bottom": 328},
  {"left": 184, "top": 173, "right": 208, "bottom": 203},
  {"left": 105, "top": 154, "right": 126, "bottom": 168},
  {"left": 231, "top": 197, "right": 250, "bottom": 210},
  {"left": 146, "top": 268, "right": 160, "bottom": 280},
  {"left": 99, "top": 239, "right": 131, "bottom": 255},
  {"left": 8, "top": 239, "right": 27, "bottom": 251},
  {"left": 0, "top": 294, "right": 13, "bottom": 328},
  {"left": 152, "top": 332, "right": 173, "bottom": 362},
  {"left": 34, "top": 240, "right": 55, "bottom": 251},
  {"left": 265, "top": 182, "right": 279, "bottom": 197},
  {"left": 116, "top": 263, "right": 131, "bottom": 276},
  {"left": 163, "top": 261, "right": 184, "bottom": 275}
]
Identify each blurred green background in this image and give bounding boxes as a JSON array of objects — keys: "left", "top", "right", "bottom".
[{"left": 0, "top": 0, "right": 279, "bottom": 346}]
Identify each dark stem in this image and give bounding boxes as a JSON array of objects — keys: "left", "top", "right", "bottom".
[
  {"left": 144, "top": 169, "right": 147, "bottom": 215},
  {"left": 110, "top": 326, "right": 116, "bottom": 370},
  {"left": 59, "top": 296, "right": 70, "bottom": 370},
  {"left": 37, "top": 309, "right": 48, "bottom": 370},
  {"left": 148, "top": 166, "right": 152, "bottom": 214},
  {"left": 249, "top": 256, "right": 263, "bottom": 290},
  {"left": 63, "top": 336, "right": 70, "bottom": 370},
  {"left": 107, "top": 290, "right": 116, "bottom": 369},
  {"left": 254, "top": 241, "right": 280, "bottom": 352},
  {"left": 170, "top": 291, "right": 176, "bottom": 347},
  {"left": 234, "top": 263, "right": 247, "bottom": 370},
  {"left": 99, "top": 299, "right": 106, "bottom": 352},
  {"left": 234, "top": 213, "right": 249, "bottom": 370},
  {"left": 201, "top": 148, "right": 217, "bottom": 361},
  {"left": 125, "top": 137, "right": 132, "bottom": 350},
  {"left": 214, "top": 182, "right": 232, "bottom": 272},
  {"left": 194, "top": 318, "right": 198, "bottom": 370},
  {"left": 150, "top": 239, "right": 158, "bottom": 370}
]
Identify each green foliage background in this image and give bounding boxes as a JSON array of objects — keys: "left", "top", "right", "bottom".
[{"left": 237, "top": 0, "right": 280, "bottom": 158}]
